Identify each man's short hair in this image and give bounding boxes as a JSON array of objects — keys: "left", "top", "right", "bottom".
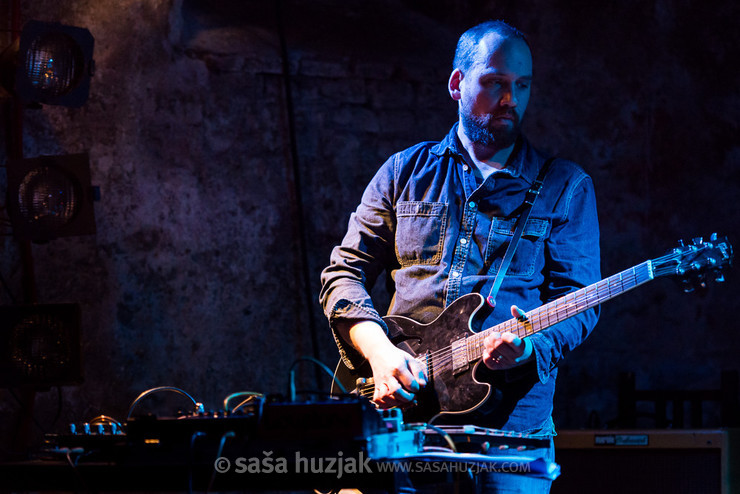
[{"left": 453, "top": 20, "right": 530, "bottom": 73}]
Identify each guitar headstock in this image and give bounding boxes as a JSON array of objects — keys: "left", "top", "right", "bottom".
[{"left": 652, "top": 233, "right": 733, "bottom": 292}]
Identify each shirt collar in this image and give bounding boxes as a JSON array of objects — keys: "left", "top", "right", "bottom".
[{"left": 431, "top": 123, "right": 540, "bottom": 184}]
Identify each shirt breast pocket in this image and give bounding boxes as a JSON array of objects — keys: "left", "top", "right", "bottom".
[
  {"left": 488, "top": 217, "right": 549, "bottom": 277},
  {"left": 395, "top": 201, "right": 448, "bottom": 267}
]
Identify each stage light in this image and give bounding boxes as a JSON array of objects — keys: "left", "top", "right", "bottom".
[
  {"left": 6, "top": 153, "right": 97, "bottom": 242},
  {"left": 0, "top": 304, "right": 82, "bottom": 388},
  {"left": 0, "top": 20, "right": 94, "bottom": 107}
]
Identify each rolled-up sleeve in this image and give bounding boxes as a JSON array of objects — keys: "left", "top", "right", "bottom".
[{"left": 319, "top": 156, "right": 400, "bottom": 369}]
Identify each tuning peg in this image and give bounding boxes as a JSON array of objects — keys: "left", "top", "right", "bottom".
[
  {"left": 715, "top": 273, "right": 725, "bottom": 283},
  {"left": 710, "top": 232, "right": 718, "bottom": 241},
  {"left": 678, "top": 239, "right": 685, "bottom": 247},
  {"left": 692, "top": 237, "right": 704, "bottom": 246}
]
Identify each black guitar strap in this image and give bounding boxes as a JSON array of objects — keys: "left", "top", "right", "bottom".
[{"left": 486, "top": 157, "right": 556, "bottom": 308}]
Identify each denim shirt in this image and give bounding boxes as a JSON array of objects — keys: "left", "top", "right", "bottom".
[{"left": 320, "top": 124, "right": 601, "bottom": 433}]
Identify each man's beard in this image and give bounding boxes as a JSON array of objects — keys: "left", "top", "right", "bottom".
[{"left": 459, "top": 107, "right": 521, "bottom": 149}]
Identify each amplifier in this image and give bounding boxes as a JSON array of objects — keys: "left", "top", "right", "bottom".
[{"left": 551, "top": 429, "right": 740, "bottom": 494}]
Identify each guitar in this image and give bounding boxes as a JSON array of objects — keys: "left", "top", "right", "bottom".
[{"left": 333, "top": 234, "right": 733, "bottom": 423}]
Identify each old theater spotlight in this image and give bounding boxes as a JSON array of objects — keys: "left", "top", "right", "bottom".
[
  {"left": 6, "top": 153, "right": 97, "bottom": 242},
  {"left": 0, "top": 303, "right": 82, "bottom": 388},
  {"left": 0, "top": 20, "right": 94, "bottom": 107}
]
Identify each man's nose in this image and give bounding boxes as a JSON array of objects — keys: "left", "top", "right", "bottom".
[{"left": 500, "top": 86, "right": 517, "bottom": 107}]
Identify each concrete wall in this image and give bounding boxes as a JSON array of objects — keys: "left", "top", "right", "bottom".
[{"left": 0, "top": 0, "right": 738, "bottom": 452}]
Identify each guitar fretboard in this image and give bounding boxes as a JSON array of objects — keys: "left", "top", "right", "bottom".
[{"left": 465, "top": 260, "right": 655, "bottom": 362}]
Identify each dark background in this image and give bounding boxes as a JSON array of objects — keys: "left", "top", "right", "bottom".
[{"left": 0, "top": 0, "right": 738, "bottom": 457}]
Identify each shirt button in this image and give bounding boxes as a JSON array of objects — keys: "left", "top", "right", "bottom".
[
  {"left": 460, "top": 238, "right": 468, "bottom": 245},
  {"left": 450, "top": 271, "right": 460, "bottom": 278},
  {"left": 462, "top": 164, "right": 469, "bottom": 172},
  {"left": 468, "top": 201, "right": 477, "bottom": 209}
]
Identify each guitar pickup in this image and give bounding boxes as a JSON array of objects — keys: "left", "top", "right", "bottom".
[{"left": 450, "top": 339, "right": 470, "bottom": 376}]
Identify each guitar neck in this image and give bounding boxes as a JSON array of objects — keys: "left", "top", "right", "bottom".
[{"left": 467, "top": 260, "right": 655, "bottom": 360}]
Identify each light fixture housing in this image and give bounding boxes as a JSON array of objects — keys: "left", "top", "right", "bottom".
[
  {"left": 0, "top": 20, "right": 94, "bottom": 107},
  {"left": 6, "top": 153, "right": 97, "bottom": 242},
  {"left": 0, "top": 303, "right": 82, "bottom": 388}
]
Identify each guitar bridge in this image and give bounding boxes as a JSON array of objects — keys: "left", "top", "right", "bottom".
[{"left": 450, "top": 339, "right": 470, "bottom": 376}]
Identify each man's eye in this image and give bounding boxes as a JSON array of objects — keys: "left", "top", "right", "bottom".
[{"left": 517, "top": 81, "right": 530, "bottom": 89}]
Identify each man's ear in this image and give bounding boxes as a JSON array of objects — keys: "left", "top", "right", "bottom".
[{"left": 448, "top": 68, "right": 463, "bottom": 101}]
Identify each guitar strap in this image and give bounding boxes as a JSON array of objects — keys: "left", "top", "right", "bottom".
[{"left": 486, "top": 157, "right": 556, "bottom": 308}]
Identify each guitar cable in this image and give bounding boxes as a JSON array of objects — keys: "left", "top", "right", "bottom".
[
  {"left": 126, "top": 386, "right": 203, "bottom": 420},
  {"left": 424, "top": 424, "right": 458, "bottom": 453},
  {"left": 288, "top": 356, "right": 347, "bottom": 402}
]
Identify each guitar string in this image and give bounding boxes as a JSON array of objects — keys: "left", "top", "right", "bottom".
[
  {"left": 357, "top": 268, "right": 643, "bottom": 396},
  {"left": 419, "top": 261, "right": 652, "bottom": 377},
  {"left": 359, "top": 250, "right": 692, "bottom": 395},
  {"left": 358, "top": 263, "right": 648, "bottom": 395}
]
